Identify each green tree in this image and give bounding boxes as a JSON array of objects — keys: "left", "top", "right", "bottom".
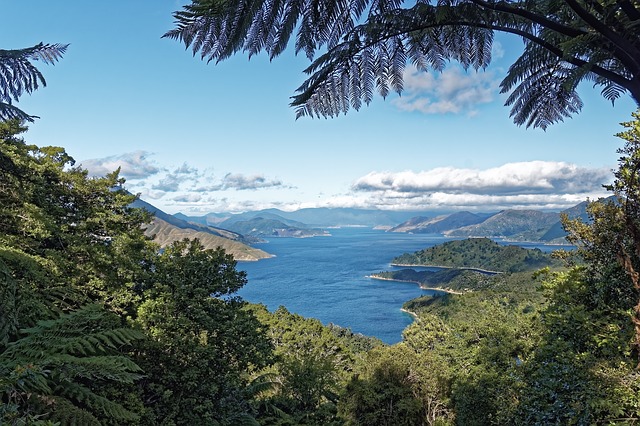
[
  {"left": 513, "top": 112, "right": 640, "bottom": 424},
  {"left": 246, "top": 305, "right": 380, "bottom": 425},
  {"left": 1, "top": 122, "right": 278, "bottom": 424},
  {"left": 0, "top": 120, "right": 154, "bottom": 324},
  {"left": 166, "top": 0, "right": 640, "bottom": 128},
  {"left": 0, "top": 43, "right": 67, "bottom": 122},
  {"left": 512, "top": 267, "right": 640, "bottom": 424},
  {"left": 564, "top": 110, "right": 640, "bottom": 361},
  {"left": 338, "top": 345, "right": 430, "bottom": 426},
  {"left": 133, "top": 239, "right": 273, "bottom": 425},
  {"left": 0, "top": 121, "right": 149, "bottom": 424}
]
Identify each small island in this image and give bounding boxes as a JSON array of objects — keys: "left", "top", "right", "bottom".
[
  {"left": 391, "top": 237, "right": 562, "bottom": 273},
  {"left": 370, "top": 238, "right": 563, "bottom": 293}
]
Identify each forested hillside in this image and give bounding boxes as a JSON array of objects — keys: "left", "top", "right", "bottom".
[
  {"left": 4, "top": 9, "right": 640, "bottom": 421},
  {"left": 0, "top": 122, "right": 273, "bottom": 424},
  {"left": 392, "top": 237, "right": 563, "bottom": 272},
  {"left": 143, "top": 217, "right": 272, "bottom": 260},
  {"left": 3, "top": 117, "right": 640, "bottom": 425}
]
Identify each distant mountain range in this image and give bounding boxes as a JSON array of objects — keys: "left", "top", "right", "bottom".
[
  {"left": 219, "top": 217, "right": 330, "bottom": 238},
  {"left": 389, "top": 201, "right": 593, "bottom": 243},
  {"left": 177, "top": 208, "right": 426, "bottom": 228},
  {"left": 133, "top": 197, "right": 605, "bottom": 261},
  {"left": 131, "top": 199, "right": 272, "bottom": 261},
  {"left": 389, "top": 211, "right": 491, "bottom": 234}
]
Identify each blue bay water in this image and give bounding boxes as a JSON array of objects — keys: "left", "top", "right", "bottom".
[
  {"left": 236, "top": 228, "right": 568, "bottom": 344},
  {"left": 237, "top": 228, "right": 451, "bottom": 344}
]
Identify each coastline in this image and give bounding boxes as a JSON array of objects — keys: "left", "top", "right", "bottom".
[
  {"left": 400, "top": 308, "right": 418, "bottom": 319},
  {"left": 390, "top": 263, "right": 501, "bottom": 275},
  {"left": 366, "top": 275, "right": 464, "bottom": 295}
]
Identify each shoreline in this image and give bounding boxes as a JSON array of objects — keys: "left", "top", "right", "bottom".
[
  {"left": 400, "top": 308, "right": 418, "bottom": 319},
  {"left": 366, "top": 275, "right": 464, "bottom": 295},
  {"left": 390, "top": 263, "right": 501, "bottom": 275}
]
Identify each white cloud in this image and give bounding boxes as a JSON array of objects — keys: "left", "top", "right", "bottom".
[
  {"left": 195, "top": 173, "right": 286, "bottom": 192},
  {"left": 115, "top": 159, "right": 291, "bottom": 212},
  {"left": 152, "top": 163, "right": 202, "bottom": 192},
  {"left": 116, "top": 155, "right": 612, "bottom": 214},
  {"left": 353, "top": 161, "right": 611, "bottom": 195},
  {"left": 80, "top": 151, "right": 161, "bottom": 179},
  {"left": 219, "top": 173, "right": 285, "bottom": 191},
  {"left": 346, "top": 161, "right": 612, "bottom": 212},
  {"left": 492, "top": 41, "right": 505, "bottom": 60},
  {"left": 172, "top": 193, "right": 202, "bottom": 202},
  {"left": 393, "top": 66, "right": 500, "bottom": 115}
]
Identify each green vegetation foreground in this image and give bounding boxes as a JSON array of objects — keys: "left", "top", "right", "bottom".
[{"left": 1, "top": 114, "right": 640, "bottom": 424}]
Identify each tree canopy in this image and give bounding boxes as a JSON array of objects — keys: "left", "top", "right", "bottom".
[
  {"left": 166, "top": 0, "right": 640, "bottom": 129},
  {"left": 0, "top": 122, "right": 273, "bottom": 424}
]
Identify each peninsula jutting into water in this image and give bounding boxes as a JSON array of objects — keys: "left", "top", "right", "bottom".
[{"left": 237, "top": 229, "right": 563, "bottom": 343}]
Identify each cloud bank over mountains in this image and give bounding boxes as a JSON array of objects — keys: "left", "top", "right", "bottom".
[
  {"left": 353, "top": 162, "right": 610, "bottom": 195},
  {"left": 349, "top": 162, "right": 611, "bottom": 211},
  {"left": 81, "top": 152, "right": 612, "bottom": 213}
]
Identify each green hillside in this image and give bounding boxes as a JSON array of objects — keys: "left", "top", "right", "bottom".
[
  {"left": 222, "top": 216, "right": 330, "bottom": 238},
  {"left": 392, "top": 238, "right": 562, "bottom": 273},
  {"left": 143, "top": 218, "right": 273, "bottom": 261},
  {"left": 446, "top": 209, "right": 560, "bottom": 241}
]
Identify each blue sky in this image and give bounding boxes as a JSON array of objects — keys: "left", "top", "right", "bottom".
[{"left": 3, "top": 1, "right": 638, "bottom": 214}]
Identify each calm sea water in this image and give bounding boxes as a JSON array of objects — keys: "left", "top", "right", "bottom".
[
  {"left": 236, "top": 228, "right": 445, "bottom": 343},
  {"left": 236, "top": 228, "right": 566, "bottom": 344}
]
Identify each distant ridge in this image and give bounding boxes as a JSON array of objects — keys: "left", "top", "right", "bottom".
[
  {"left": 143, "top": 218, "right": 272, "bottom": 261},
  {"left": 390, "top": 211, "right": 489, "bottom": 234},
  {"left": 389, "top": 200, "right": 597, "bottom": 243},
  {"left": 174, "top": 211, "right": 230, "bottom": 226},
  {"left": 177, "top": 207, "right": 427, "bottom": 228},
  {"left": 447, "top": 209, "right": 560, "bottom": 241},
  {"left": 539, "top": 201, "right": 590, "bottom": 242},
  {"left": 169, "top": 198, "right": 604, "bottom": 244},
  {"left": 221, "top": 216, "right": 330, "bottom": 238},
  {"left": 131, "top": 199, "right": 244, "bottom": 241},
  {"left": 131, "top": 199, "right": 271, "bottom": 261}
]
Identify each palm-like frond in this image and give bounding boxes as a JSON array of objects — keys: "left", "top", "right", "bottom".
[
  {"left": 0, "top": 304, "right": 143, "bottom": 423},
  {"left": 0, "top": 43, "right": 68, "bottom": 122},
  {"left": 167, "top": 0, "right": 640, "bottom": 128}
]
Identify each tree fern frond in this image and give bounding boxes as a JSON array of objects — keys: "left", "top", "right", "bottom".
[
  {"left": 22, "top": 43, "right": 68, "bottom": 65},
  {"left": 349, "top": 60, "right": 363, "bottom": 110},
  {"left": 54, "top": 381, "right": 140, "bottom": 421},
  {"left": 390, "top": 36, "right": 406, "bottom": 93},
  {"left": 600, "top": 81, "right": 626, "bottom": 104},
  {"left": 245, "top": 372, "right": 282, "bottom": 398},
  {"left": 0, "top": 43, "right": 66, "bottom": 122},
  {"left": 227, "top": 413, "right": 261, "bottom": 426},
  {"left": 1, "top": 305, "right": 143, "bottom": 424},
  {"left": 361, "top": 48, "right": 375, "bottom": 104},
  {"left": 4, "top": 305, "right": 144, "bottom": 361},
  {"left": 0, "top": 102, "right": 36, "bottom": 122},
  {"left": 47, "top": 396, "right": 102, "bottom": 426},
  {"left": 505, "top": 63, "right": 584, "bottom": 129},
  {"left": 169, "top": 0, "right": 640, "bottom": 126},
  {"left": 0, "top": 44, "right": 66, "bottom": 102}
]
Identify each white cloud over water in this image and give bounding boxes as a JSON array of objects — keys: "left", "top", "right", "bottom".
[
  {"left": 79, "top": 152, "right": 613, "bottom": 214},
  {"left": 353, "top": 161, "right": 610, "bottom": 195},
  {"left": 349, "top": 161, "right": 611, "bottom": 211}
]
